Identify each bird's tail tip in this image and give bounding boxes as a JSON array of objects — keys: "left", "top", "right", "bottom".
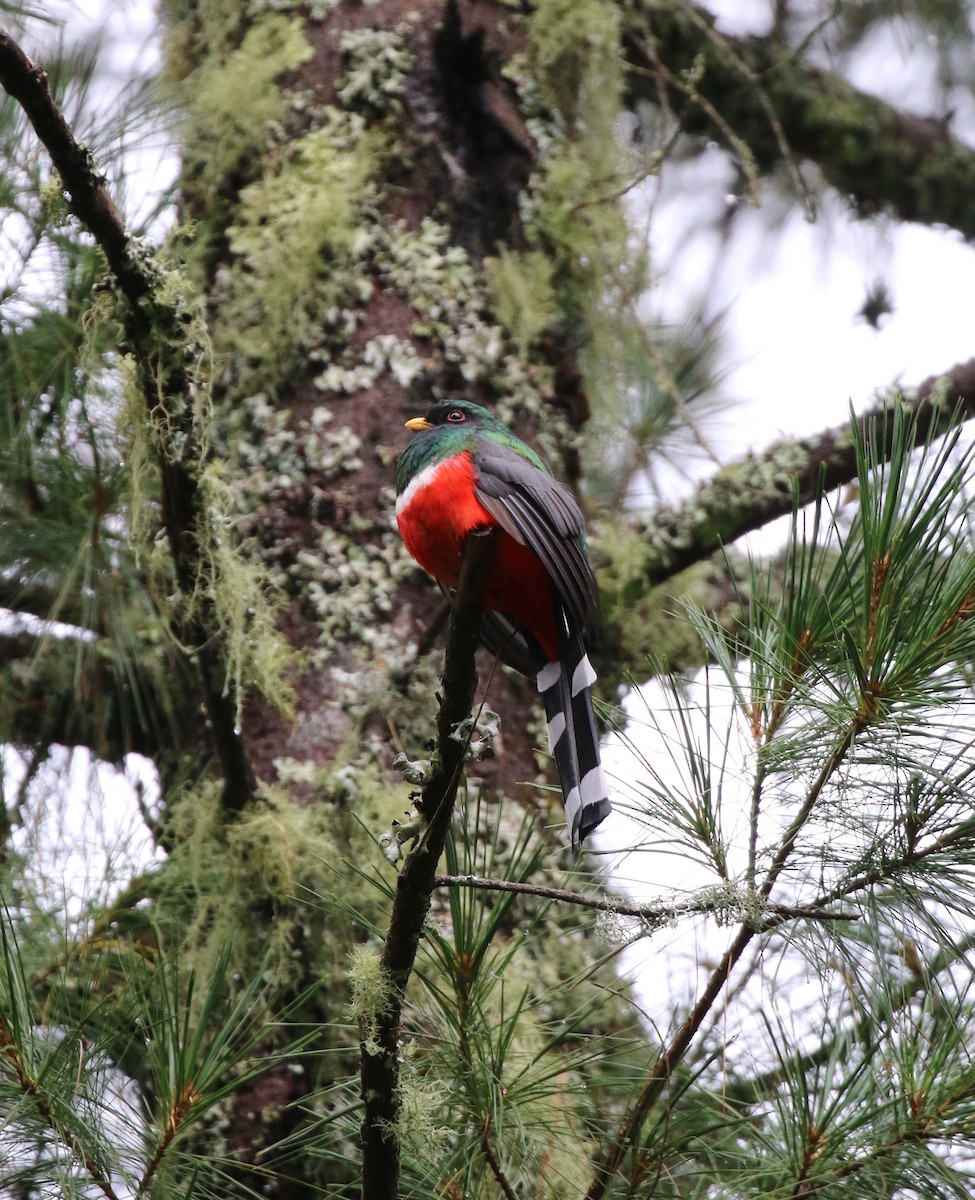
[
  {"left": 567, "top": 766, "right": 612, "bottom": 852},
  {"left": 574, "top": 797, "right": 612, "bottom": 852}
]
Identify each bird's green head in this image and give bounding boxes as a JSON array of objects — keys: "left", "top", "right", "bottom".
[
  {"left": 397, "top": 400, "right": 546, "bottom": 492},
  {"left": 403, "top": 399, "right": 504, "bottom": 436}
]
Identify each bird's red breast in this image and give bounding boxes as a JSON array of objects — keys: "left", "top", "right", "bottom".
[{"left": 396, "top": 451, "right": 559, "bottom": 660}]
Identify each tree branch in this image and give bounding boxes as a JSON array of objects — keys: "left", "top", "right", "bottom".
[
  {"left": 359, "top": 529, "right": 496, "bottom": 1200},
  {"left": 725, "top": 926, "right": 975, "bottom": 1108},
  {"left": 627, "top": 360, "right": 975, "bottom": 593},
  {"left": 0, "top": 29, "right": 254, "bottom": 810},
  {"left": 0, "top": 1014, "right": 122, "bottom": 1200},
  {"left": 0, "top": 628, "right": 193, "bottom": 764},
  {"left": 624, "top": 2, "right": 975, "bottom": 238}
]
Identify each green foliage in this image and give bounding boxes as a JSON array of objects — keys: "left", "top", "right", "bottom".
[
  {"left": 308, "top": 796, "right": 645, "bottom": 1197},
  {"left": 583, "top": 312, "right": 728, "bottom": 505},
  {"left": 9, "top": 3, "right": 975, "bottom": 1199},
  {"left": 598, "top": 406, "right": 975, "bottom": 1196},
  {"left": 529, "top": 0, "right": 621, "bottom": 131},
  {"left": 0, "top": 900, "right": 312, "bottom": 1199}
]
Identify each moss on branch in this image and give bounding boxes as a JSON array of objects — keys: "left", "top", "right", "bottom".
[
  {"left": 620, "top": 360, "right": 975, "bottom": 600},
  {"left": 623, "top": 0, "right": 975, "bottom": 238}
]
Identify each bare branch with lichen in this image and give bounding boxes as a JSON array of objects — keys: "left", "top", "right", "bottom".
[
  {"left": 0, "top": 27, "right": 254, "bottom": 809},
  {"left": 623, "top": 1, "right": 975, "bottom": 238},
  {"left": 433, "top": 873, "right": 856, "bottom": 929}
]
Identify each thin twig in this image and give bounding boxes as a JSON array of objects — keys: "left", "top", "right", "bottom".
[
  {"left": 481, "top": 1118, "right": 519, "bottom": 1200},
  {"left": 758, "top": 726, "right": 858, "bottom": 901},
  {"left": 433, "top": 873, "right": 855, "bottom": 927},
  {"left": 676, "top": 0, "right": 816, "bottom": 218}
]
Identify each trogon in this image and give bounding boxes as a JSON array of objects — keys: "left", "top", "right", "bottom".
[{"left": 395, "top": 399, "right": 611, "bottom": 848}]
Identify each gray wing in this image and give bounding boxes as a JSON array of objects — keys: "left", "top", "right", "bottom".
[{"left": 472, "top": 442, "right": 599, "bottom": 640}]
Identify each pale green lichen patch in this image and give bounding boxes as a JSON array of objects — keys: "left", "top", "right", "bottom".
[
  {"left": 115, "top": 275, "right": 295, "bottom": 718},
  {"left": 338, "top": 25, "right": 415, "bottom": 114},
  {"left": 529, "top": 0, "right": 622, "bottom": 129},
  {"left": 297, "top": 530, "right": 402, "bottom": 655},
  {"left": 348, "top": 944, "right": 395, "bottom": 1054},
  {"left": 221, "top": 116, "right": 378, "bottom": 397},
  {"left": 498, "top": 0, "right": 653, "bottom": 433},
  {"left": 484, "top": 247, "right": 559, "bottom": 358},
  {"left": 180, "top": 15, "right": 314, "bottom": 190},
  {"left": 315, "top": 334, "right": 424, "bottom": 394}
]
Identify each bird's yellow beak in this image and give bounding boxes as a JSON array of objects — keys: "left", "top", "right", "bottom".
[{"left": 405, "top": 417, "right": 433, "bottom": 432}]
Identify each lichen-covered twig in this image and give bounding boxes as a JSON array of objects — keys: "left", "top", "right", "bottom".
[
  {"left": 359, "top": 528, "right": 496, "bottom": 1200},
  {"left": 0, "top": 28, "right": 254, "bottom": 810},
  {"left": 433, "top": 873, "right": 856, "bottom": 928}
]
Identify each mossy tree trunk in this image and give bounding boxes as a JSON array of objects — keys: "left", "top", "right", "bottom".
[{"left": 153, "top": 0, "right": 637, "bottom": 1191}]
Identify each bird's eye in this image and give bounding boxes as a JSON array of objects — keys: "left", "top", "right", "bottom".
[{"left": 447, "top": 409, "right": 465, "bottom": 423}]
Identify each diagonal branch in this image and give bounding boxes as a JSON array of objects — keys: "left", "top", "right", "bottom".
[
  {"left": 628, "top": 359, "right": 975, "bottom": 592},
  {"left": 359, "top": 529, "right": 497, "bottom": 1200},
  {"left": 623, "top": 2, "right": 975, "bottom": 239},
  {"left": 0, "top": 29, "right": 253, "bottom": 809},
  {"left": 725, "top": 926, "right": 975, "bottom": 1109},
  {"left": 0, "top": 1013, "right": 122, "bottom": 1200},
  {"left": 583, "top": 719, "right": 861, "bottom": 1200}
]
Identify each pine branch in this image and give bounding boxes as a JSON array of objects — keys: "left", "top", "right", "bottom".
[
  {"left": 480, "top": 1119, "right": 519, "bottom": 1200},
  {"left": 0, "top": 1013, "right": 122, "bottom": 1200},
  {"left": 0, "top": 28, "right": 253, "bottom": 811},
  {"left": 583, "top": 718, "right": 861, "bottom": 1200},
  {"left": 725, "top": 927, "right": 975, "bottom": 1108},
  {"left": 628, "top": 361, "right": 975, "bottom": 592},
  {"left": 359, "top": 529, "right": 496, "bottom": 1200},
  {"left": 0, "top": 628, "right": 185, "bottom": 762},
  {"left": 624, "top": 2, "right": 975, "bottom": 238}
]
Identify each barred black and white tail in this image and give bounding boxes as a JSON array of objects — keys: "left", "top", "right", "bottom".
[{"left": 536, "top": 617, "right": 611, "bottom": 850}]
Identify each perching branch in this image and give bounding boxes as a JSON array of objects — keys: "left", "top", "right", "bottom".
[
  {"left": 359, "top": 529, "right": 496, "bottom": 1200},
  {"left": 0, "top": 29, "right": 253, "bottom": 810},
  {"left": 628, "top": 360, "right": 975, "bottom": 592}
]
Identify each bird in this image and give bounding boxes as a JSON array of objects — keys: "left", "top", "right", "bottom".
[{"left": 395, "top": 399, "right": 611, "bottom": 848}]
